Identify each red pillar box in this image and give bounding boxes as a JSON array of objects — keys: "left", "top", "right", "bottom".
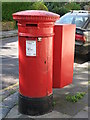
[
  {"left": 12, "top": 10, "right": 59, "bottom": 115},
  {"left": 53, "top": 24, "right": 76, "bottom": 88}
]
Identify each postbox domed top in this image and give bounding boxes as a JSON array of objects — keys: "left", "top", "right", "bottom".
[{"left": 12, "top": 10, "right": 60, "bottom": 22}]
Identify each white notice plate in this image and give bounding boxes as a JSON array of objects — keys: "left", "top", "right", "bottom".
[{"left": 26, "top": 40, "right": 36, "bottom": 56}]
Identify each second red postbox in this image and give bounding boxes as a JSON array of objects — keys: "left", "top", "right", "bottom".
[
  {"left": 53, "top": 24, "right": 76, "bottom": 88},
  {"left": 13, "top": 10, "right": 59, "bottom": 115}
]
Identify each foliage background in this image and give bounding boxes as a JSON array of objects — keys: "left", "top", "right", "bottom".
[
  {"left": 2, "top": 2, "right": 90, "bottom": 30},
  {"left": 2, "top": 2, "right": 90, "bottom": 21},
  {"left": 2, "top": 2, "right": 48, "bottom": 21}
]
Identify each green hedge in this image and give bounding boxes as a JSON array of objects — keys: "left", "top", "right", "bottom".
[
  {"left": 2, "top": 2, "right": 48, "bottom": 21},
  {"left": 2, "top": 2, "right": 81, "bottom": 22},
  {"left": 32, "top": 2, "right": 48, "bottom": 11},
  {"left": 65, "top": 3, "right": 81, "bottom": 10},
  {"left": 45, "top": 2, "right": 81, "bottom": 16}
]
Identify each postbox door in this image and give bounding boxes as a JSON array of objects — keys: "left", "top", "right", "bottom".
[{"left": 19, "top": 36, "right": 53, "bottom": 97}]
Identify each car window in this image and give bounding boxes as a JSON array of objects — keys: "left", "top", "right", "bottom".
[
  {"left": 56, "top": 14, "right": 88, "bottom": 28},
  {"left": 74, "top": 16, "right": 88, "bottom": 28},
  {"left": 56, "top": 15, "right": 74, "bottom": 24}
]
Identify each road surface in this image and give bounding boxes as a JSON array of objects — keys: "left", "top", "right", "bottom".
[{"left": 1, "top": 36, "right": 18, "bottom": 88}]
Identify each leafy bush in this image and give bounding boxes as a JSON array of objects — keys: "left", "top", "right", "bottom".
[
  {"left": 59, "top": 7, "right": 69, "bottom": 16},
  {"left": 2, "top": 2, "right": 33, "bottom": 21},
  {"left": 2, "top": 2, "right": 48, "bottom": 21},
  {"left": 45, "top": 2, "right": 66, "bottom": 16},
  {"left": 31, "top": 2, "right": 48, "bottom": 11},
  {"left": 65, "top": 2, "right": 81, "bottom": 10},
  {"left": 2, "top": 21, "right": 16, "bottom": 31},
  {"left": 45, "top": 2, "right": 81, "bottom": 16},
  {"left": 66, "top": 92, "right": 86, "bottom": 103}
]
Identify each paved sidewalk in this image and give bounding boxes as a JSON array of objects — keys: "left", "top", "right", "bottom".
[
  {"left": 0, "top": 30, "right": 18, "bottom": 39},
  {"left": 1, "top": 62, "right": 88, "bottom": 119}
]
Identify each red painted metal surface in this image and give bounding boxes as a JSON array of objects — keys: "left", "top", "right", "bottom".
[
  {"left": 13, "top": 10, "right": 60, "bottom": 22},
  {"left": 13, "top": 10, "right": 60, "bottom": 97},
  {"left": 19, "top": 37, "right": 53, "bottom": 97},
  {"left": 53, "top": 24, "right": 76, "bottom": 88},
  {"left": 17, "top": 22, "right": 54, "bottom": 37}
]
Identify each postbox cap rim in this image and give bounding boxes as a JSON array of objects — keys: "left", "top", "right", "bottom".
[{"left": 12, "top": 10, "right": 60, "bottom": 22}]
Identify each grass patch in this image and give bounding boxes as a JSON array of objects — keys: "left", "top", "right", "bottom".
[
  {"left": 15, "top": 101, "right": 18, "bottom": 106},
  {"left": 0, "top": 105, "right": 9, "bottom": 108},
  {"left": 88, "top": 81, "right": 90, "bottom": 84},
  {"left": 52, "top": 100, "right": 56, "bottom": 107},
  {"left": 10, "top": 90, "right": 16, "bottom": 95},
  {"left": 2, "top": 82, "right": 19, "bottom": 91},
  {"left": 66, "top": 92, "right": 86, "bottom": 103}
]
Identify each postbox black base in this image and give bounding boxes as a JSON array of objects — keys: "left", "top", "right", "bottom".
[{"left": 18, "top": 93, "right": 53, "bottom": 116}]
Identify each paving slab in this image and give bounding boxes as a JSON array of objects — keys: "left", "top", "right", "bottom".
[
  {"left": 73, "top": 106, "right": 88, "bottom": 118},
  {"left": 5, "top": 105, "right": 21, "bottom": 118},
  {"left": 53, "top": 93, "right": 88, "bottom": 116},
  {"left": 5, "top": 89, "right": 88, "bottom": 118},
  {"left": 1, "top": 92, "right": 18, "bottom": 118}
]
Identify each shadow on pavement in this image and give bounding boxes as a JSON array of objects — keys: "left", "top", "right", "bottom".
[
  {"left": 2, "top": 36, "right": 18, "bottom": 47},
  {"left": 74, "top": 53, "right": 89, "bottom": 64},
  {"left": 2, "top": 56, "right": 18, "bottom": 88}
]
